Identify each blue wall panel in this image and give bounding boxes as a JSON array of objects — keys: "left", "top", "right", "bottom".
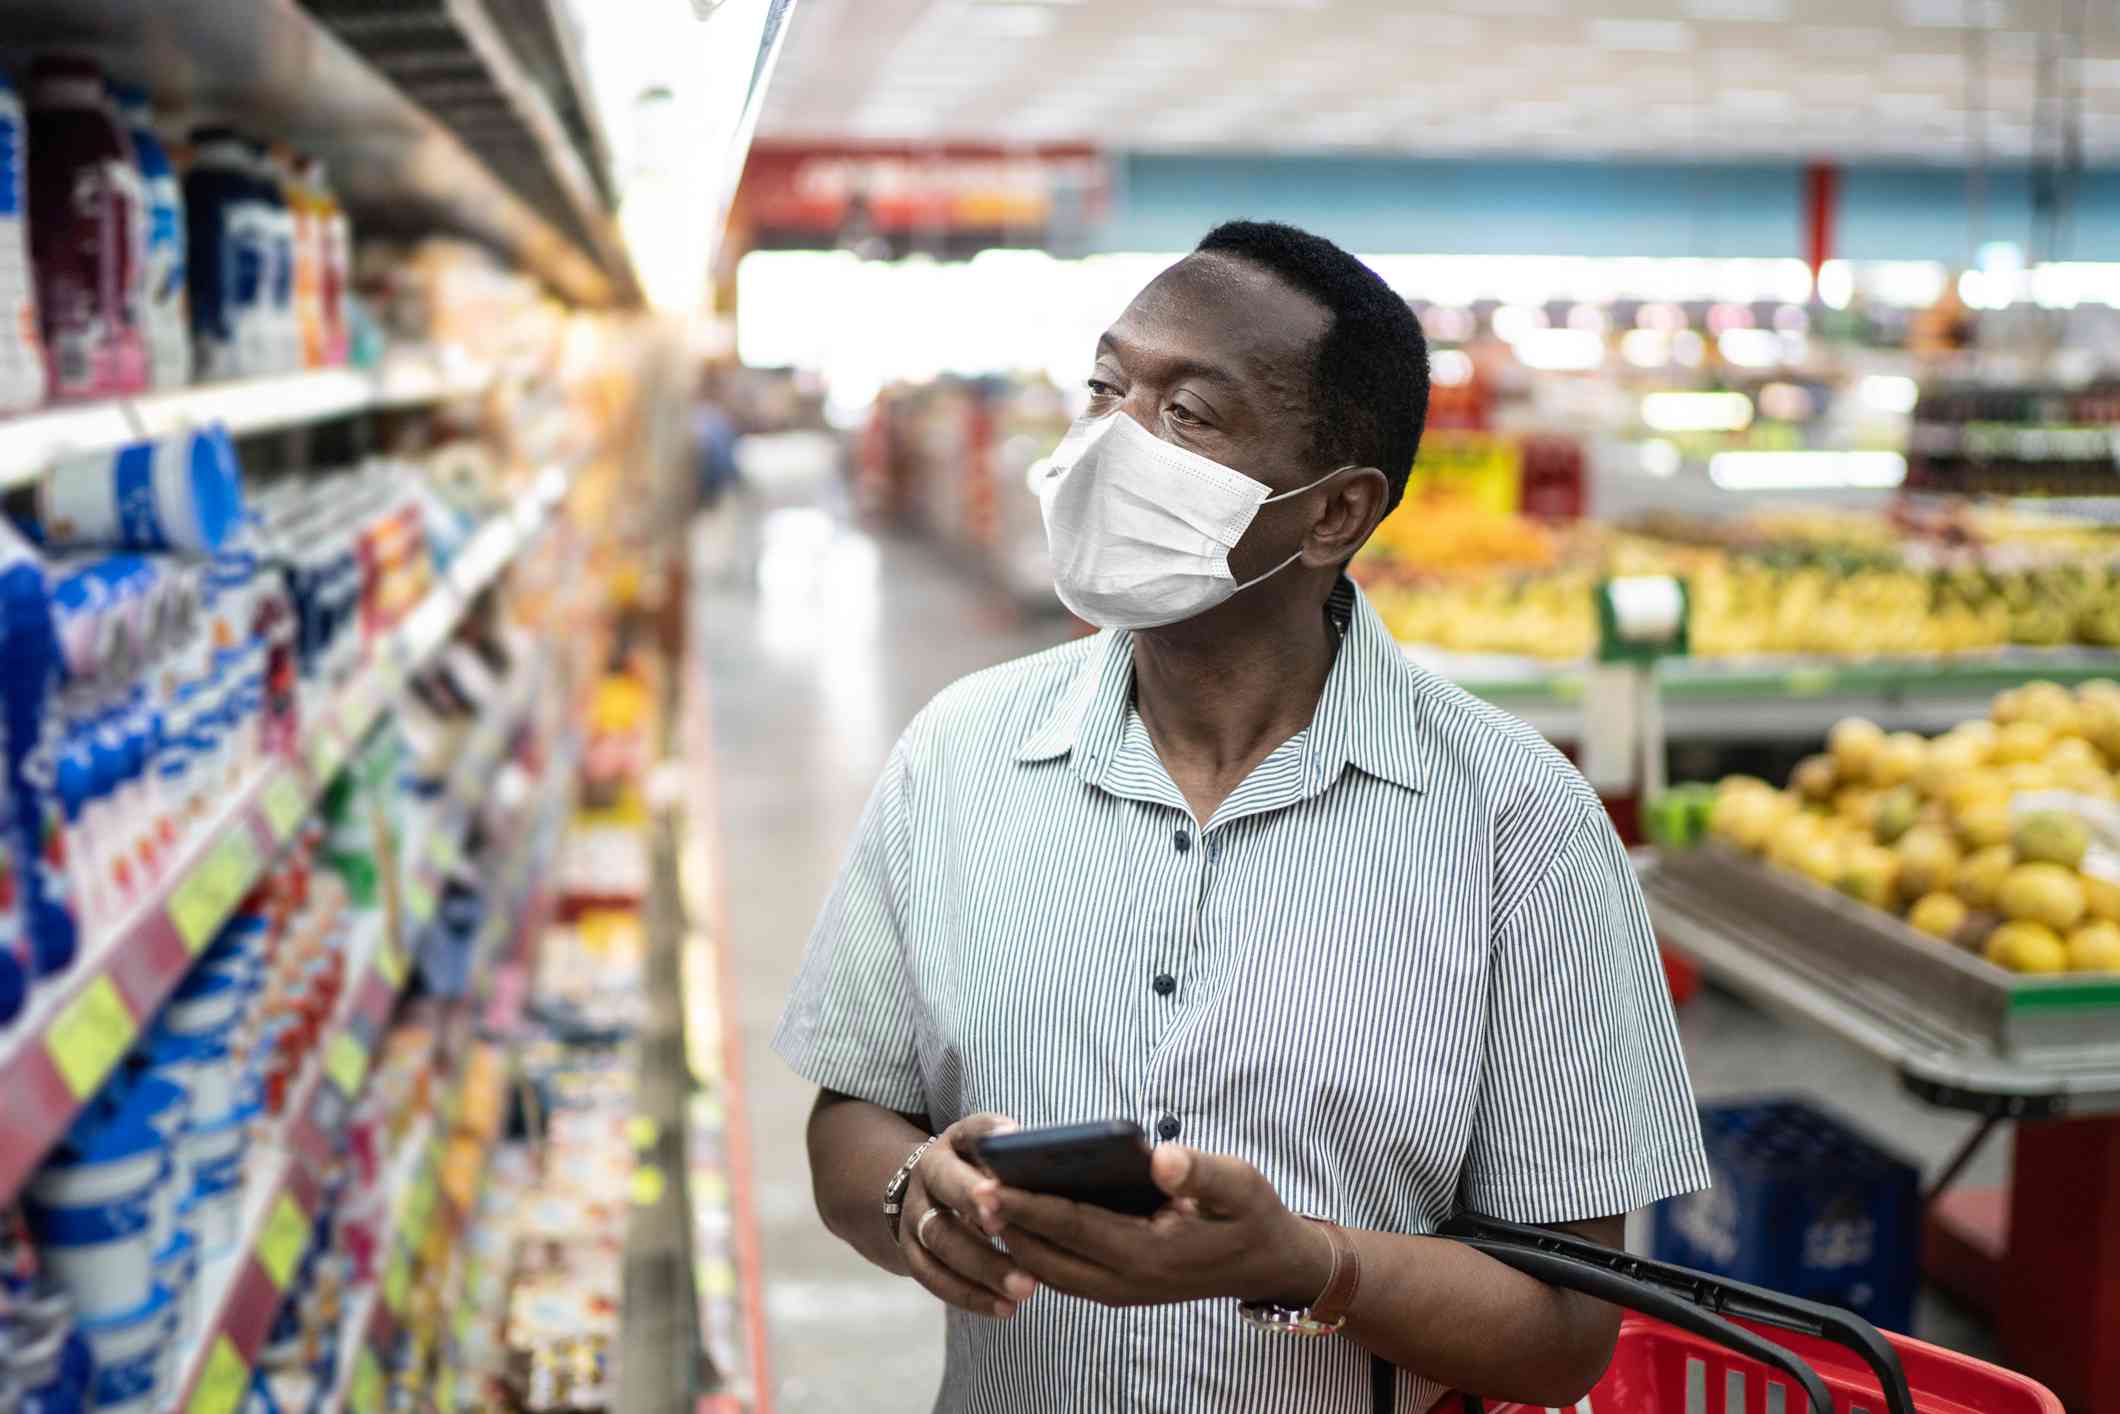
[{"left": 1102, "top": 153, "right": 2120, "bottom": 263}]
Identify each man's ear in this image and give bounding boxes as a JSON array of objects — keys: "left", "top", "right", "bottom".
[{"left": 1304, "top": 467, "right": 1391, "bottom": 565}]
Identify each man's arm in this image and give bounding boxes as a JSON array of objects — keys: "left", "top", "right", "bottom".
[
  {"left": 1335, "top": 1216, "right": 1622, "bottom": 1405},
  {"left": 983, "top": 1145, "right": 1619, "bottom": 1408}
]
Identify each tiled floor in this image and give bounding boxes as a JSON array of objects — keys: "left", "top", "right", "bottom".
[{"left": 692, "top": 509, "right": 2002, "bottom": 1414}]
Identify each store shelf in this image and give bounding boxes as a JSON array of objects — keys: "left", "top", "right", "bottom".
[
  {"left": 1411, "top": 644, "right": 2120, "bottom": 742},
  {"left": 0, "top": 477, "right": 562, "bottom": 1205},
  {"left": 0, "top": 353, "right": 495, "bottom": 493},
  {"left": 1, "top": 0, "right": 618, "bottom": 305},
  {"left": 160, "top": 910, "right": 407, "bottom": 1414}
]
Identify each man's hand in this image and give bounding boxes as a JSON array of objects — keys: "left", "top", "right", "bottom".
[
  {"left": 973, "top": 1144, "right": 1334, "bottom": 1309},
  {"left": 899, "top": 1113, "right": 1041, "bottom": 1319}
]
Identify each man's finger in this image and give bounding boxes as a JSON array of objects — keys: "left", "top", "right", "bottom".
[
  {"left": 999, "top": 1224, "right": 1129, "bottom": 1306},
  {"left": 918, "top": 1149, "right": 1003, "bottom": 1234},
  {"left": 990, "top": 1187, "right": 1141, "bottom": 1265},
  {"left": 905, "top": 1228, "right": 1018, "bottom": 1319},
  {"left": 921, "top": 1210, "right": 1039, "bottom": 1303},
  {"left": 1150, "top": 1146, "right": 1266, "bottom": 1216}
]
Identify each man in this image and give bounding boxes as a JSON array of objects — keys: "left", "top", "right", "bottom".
[{"left": 774, "top": 220, "right": 1708, "bottom": 1413}]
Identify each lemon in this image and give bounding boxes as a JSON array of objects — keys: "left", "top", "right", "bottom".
[
  {"left": 1791, "top": 754, "right": 1838, "bottom": 803},
  {"left": 1895, "top": 827, "right": 1960, "bottom": 898},
  {"left": 1993, "top": 720, "right": 2056, "bottom": 765},
  {"left": 2013, "top": 810, "right": 2090, "bottom": 869},
  {"left": 1985, "top": 920, "right": 2070, "bottom": 973},
  {"left": 1997, "top": 862, "right": 2089, "bottom": 931},
  {"left": 2067, "top": 920, "right": 2120, "bottom": 972},
  {"left": 1838, "top": 843, "right": 1901, "bottom": 911},
  {"left": 1952, "top": 845, "right": 2016, "bottom": 910},
  {"left": 1828, "top": 717, "right": 1887, "bottom": 781},
  {"left": 2083, "top": 872, "right": 2120, "bottom": 925},
  {"left": 1956, "top": 800, "right": 2015, "bottom": 851},
  {"left": 1908, "top": 892, "right": 1969, "bottom": 941}
]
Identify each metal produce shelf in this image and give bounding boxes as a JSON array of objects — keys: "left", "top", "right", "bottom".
[
  {"left": 1639, "top": 847, "right": 2120, "bottom": 1118},
  {"left": 0, "top": 471, "right": 565, "bottom": 1205},
  {"left": 1413, "top": 645, "right": 2120, "bottom": 742}
]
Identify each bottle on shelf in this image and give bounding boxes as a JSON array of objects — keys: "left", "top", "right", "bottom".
[
  {"left": 26, "top": 57, "right": 148, "bottom": 400},
  {"left": 110, "top": 85, "right": 191, "bottom": 392},
  {"left": 184, "top": 127, "right": 271, "bottom": 382},
  {"left": 0, "top": 70, "right": 48, "bottom": 414}
]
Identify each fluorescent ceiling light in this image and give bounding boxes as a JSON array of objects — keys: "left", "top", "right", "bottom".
[
  {"left": 1590, "top": 18, "right": 1693, "bottom": 51},
  {"left": 1641, "top": 391, "right": 1755, "bottom": 433},
  {"left": 1709, "top": 451, "right": 1907, "bottom": 491},
  {"left": 1682, "top": 0, "right": 1788, "bottom": 17},
  {"left": 1640, "top": 440, "right": 1683, "bottom": 478}
]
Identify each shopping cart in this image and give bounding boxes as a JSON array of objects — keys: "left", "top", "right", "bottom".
[{"left": 1438, "top": 1216, "right": 2063, "bottom": 1414}]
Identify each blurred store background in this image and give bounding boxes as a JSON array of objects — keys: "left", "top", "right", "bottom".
[{"left": 0, "top": 0, "right": 2117, "bottom": 1412}]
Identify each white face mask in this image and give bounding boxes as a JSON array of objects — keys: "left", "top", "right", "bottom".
[{"left": 1028, "top": 410, "right": 1353, "bottom": 630}]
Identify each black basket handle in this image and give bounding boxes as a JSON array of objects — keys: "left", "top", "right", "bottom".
[{"left": 1440, "top": 1215, "right": 1916, "bottom": 1414}]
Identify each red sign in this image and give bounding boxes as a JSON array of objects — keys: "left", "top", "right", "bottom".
[{"left": 734, "top": 142, "right": 1109, "bottom": 238}]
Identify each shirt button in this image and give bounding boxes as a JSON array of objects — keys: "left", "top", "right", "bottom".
[
  {"left": 1156, "top": 1115, "right": 1182, "bottom": 1141},
  {"left": 1173, "top": 829, "right": 1192, "bottom": 854},
  {"left": 1153, "top": 973, "right": 1176, "bottom": 996}
]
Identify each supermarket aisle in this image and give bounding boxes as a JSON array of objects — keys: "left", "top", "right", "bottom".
[
  {"left": 695, "top": 508, "right": 1067, "bottom": 1413},
  {"left": 692, "top": 509, "right": 2003, "bottom": 1410}
]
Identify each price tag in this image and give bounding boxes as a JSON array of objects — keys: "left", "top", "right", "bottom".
[
  {"left": 383, "top": 1246, "right": 411, "bottom": 1317},
  {"left": 258, "top": 1191, "right": 310, "bottom": 1290},
  {"left": 261, "top": 773, "right": 307, "bottom": 842},
  {"left": 325, "top": 1031, "right": 370, "bottom": 1098},
  {"left": 629, "top": 1164, "right": 666, "bottom": 1207},
  {"left": 1548, "top": 675, "right": 1586, "bottom": 704},
  {"left": 349, "top": 1350, "right": 383, "bottom": 1414},
  {"left": 169, "top": 828, "right": 261, "bottom": 953},
  {"left": 186, "top": 1336, "right": 248, "bottom": 1414},
  {"left": 375, "top": 940, "right": 406, "bottom": 990},
  {"left": 305, "top": 732, "right": 336, "bottom": 784},
  {"left": 1785, "top": 665, "right": 1836, "bottom": 697},
  {"left": 626, "top": 1116, "right": 659, "bottom": 1151},
  {"left": 47, "top": 976, "right": 137, "bottom": 1100},
  {"left": 404, "top": 878, "right": 437, "bottom": 925}
]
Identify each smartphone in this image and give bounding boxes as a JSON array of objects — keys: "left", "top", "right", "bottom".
[{"left": 972, "top": 1120, "right": 1166, "bottom": 1216}]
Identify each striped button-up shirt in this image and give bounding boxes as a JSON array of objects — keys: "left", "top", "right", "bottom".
[{"left": 775, "top": 577, "right": 1709, "bottom": 1414}]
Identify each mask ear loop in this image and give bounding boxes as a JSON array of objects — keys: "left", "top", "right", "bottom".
[{"left": 1231, "top": 465, "right": 1361, "bottom": 592}]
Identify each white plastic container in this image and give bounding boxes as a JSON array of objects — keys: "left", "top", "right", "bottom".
[
  {"left": 78, "top": 1285, "right": 171, "bottom": 1414},
  {"left": 22, "top": 1112, "right": 163, "bottom": 1319},
  {"left": 32, "top": 425, "right": 245, "bottom": 556},
  {"left": 155, "top": 1228, "right": 197, "bottom": 1350},
  {"left": 165, "top": 968, "right": 244, "bottom": 1036},
  {"left": 182, "top": 1115, "right": 246, "bottom": 1258},
  {"left": 151, "top": 1031, "right": 238, "bottom": 1127}
]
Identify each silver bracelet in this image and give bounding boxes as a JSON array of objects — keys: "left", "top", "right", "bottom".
[{"left": 883, "top": 1135, "right": 941, "bottom": 1243}]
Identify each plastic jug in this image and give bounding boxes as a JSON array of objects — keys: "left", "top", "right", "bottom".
[
  {"left": 184, "top": 127, "right": 269, "bottom": 381},
  {"left": 110, "top": 86, "right": 189, "bottom": 390},
  {"left": 26, "top": 58, "right": 147, "bottom": 399}
]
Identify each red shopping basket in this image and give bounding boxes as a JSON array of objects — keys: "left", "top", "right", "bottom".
[{"left": 1439, "top": 1216, "right": 2062, "bottom": 1414}]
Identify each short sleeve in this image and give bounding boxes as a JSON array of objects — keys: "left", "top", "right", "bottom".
[
  {"left": 771, "top": 739, "right": 929, "bottom": 1115},
  {"left": 1457, "top": 808, "right": 1710, "bottom": 1224}
]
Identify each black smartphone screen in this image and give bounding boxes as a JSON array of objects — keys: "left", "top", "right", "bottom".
[{"left": 972, "top": 1120, "right": 1166, "bottom": 1216}]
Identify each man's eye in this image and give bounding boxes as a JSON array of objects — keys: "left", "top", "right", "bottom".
[
  {"left": 1086, "top": 378, "right": 1119, "bottom": 398},
  {"left": 1167, "top": 402, "right": 1201, "bottom": 425}
]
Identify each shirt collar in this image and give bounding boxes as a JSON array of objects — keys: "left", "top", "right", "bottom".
[{"left": 1013, "top": 576, "right": 1427, "bottom": 795}]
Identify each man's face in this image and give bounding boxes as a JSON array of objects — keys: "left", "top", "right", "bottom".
[{"left": 1087, "top": 255, "right": 1335, "bottom": 585}]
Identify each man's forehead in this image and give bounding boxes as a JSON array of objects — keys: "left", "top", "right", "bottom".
[{"left": 1101, "top": 254, "right": 1328, "bottom": 381}]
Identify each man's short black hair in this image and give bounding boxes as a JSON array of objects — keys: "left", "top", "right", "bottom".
[{"left": 1193, "top": 220, "right": 1428, "bottom": 513}]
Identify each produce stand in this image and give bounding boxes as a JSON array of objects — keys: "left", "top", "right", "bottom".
[
  {"left": 1417, "top": 645, "right": 2120, "bottom": 743},
  {"left": 1641, "top": 843, "right": 2120, "bottom": 1410}
]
